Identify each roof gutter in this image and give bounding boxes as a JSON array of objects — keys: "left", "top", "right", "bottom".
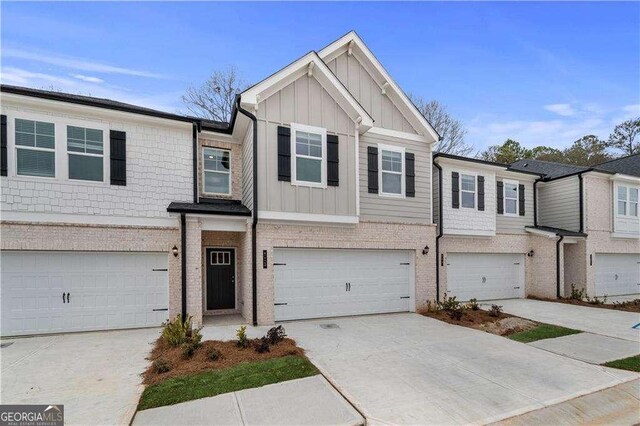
[
  {"left": 235, "top": 96, "right": 259, "bottom": 326},
  {"left": 433, "top": 157, "right": 444, "bottom": 302}
]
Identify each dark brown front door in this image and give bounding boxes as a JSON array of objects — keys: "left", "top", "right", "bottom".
[{"left": 206, "top": 248, "right": 235, "bottom": 310}]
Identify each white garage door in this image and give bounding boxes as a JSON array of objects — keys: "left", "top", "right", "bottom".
[
  {"left": 447, "top": 253, "right": 525, "bottom": 301},
  {"left": 274, "top": 249, "right": 413, "bottom": 321},
  {"left": 1, "top": 251, "right": 169, "bottom": 336},
  {"left": 595, "top": 253, "right": 640, "bottom": 296}
]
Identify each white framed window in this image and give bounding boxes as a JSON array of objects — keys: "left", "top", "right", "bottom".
[
  {"left": 379, "top": 144, "right": 405, "bottom": 197},
  {"left": 291, "top": 123, "right": 326, "bottom": 187},
  {"left": 67, "top": 125, "right": 104, "bottom": 182},
  {"left": 503, "top": 180, "right": 519, "bottom": 216},
  {"left": 617, "top": 185, "right": 639, "bottom": 217},
  {"left": 203, "top": 147, "right": 231, "bottom": 195},
  {"left": 460, "top": 174, "right": 476, "bottom": 208},
  {"left": 15, "top": 118, "right": 56, "bottom": 178}
]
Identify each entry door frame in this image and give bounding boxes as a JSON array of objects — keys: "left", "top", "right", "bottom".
[{"left": 203, "top": 246, "right": 237, "bottom": 313}]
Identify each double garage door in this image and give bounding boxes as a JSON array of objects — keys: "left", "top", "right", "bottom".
[
  {"left": 1, "top": 251, "right": 169, "bottom": 337},
  {"left": 595, "top": 253, "right": 640, "bottom": 296},
  {"left": 274, "top": 249, "right": 413, "bottom": 321},
  {"left": 447, "top": 253, "right": 525, "bottom": 301}
]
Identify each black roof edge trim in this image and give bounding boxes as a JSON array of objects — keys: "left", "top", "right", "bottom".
[
  {"left": 166, "top": 206, "right": 251, "bottom": 216},
  {"left": 433, "top": 153, "right": 544, "bottom": 176}
]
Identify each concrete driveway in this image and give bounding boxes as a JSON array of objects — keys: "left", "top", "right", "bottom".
[
  {"left": 280, "top": 313, "right": 637, "bottom": 425},
  {"left": 488, "top": 299, "right": 640, "bottom": 342},
  {"left": 1, "top": 328, "right": 159, "bottom": 425}
]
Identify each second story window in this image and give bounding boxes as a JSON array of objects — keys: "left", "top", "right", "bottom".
[
  {"left": 203, "top": 147, "right": 231, "bottom": 194},
  {"left": 631, "top": 188, "right": 639, "bottom": 217},
  {"left": 15, "top": 119, "right": 55, "bottom": 178},
  {"left": 618, "top": 185, "right": 639, "bottom": 217},
  {"left": 461, "top": 174, "right": 476, "bottom": 208},
  {"left": 504, "top": 181, "right": 519, "bottom": 215},
  {"left": 380, "top": 147, "right": 404, "bottom": 196},
  {"left": 67, "top": 126, "right": 103, "bottom": 182},
  {"left": 291, "top": 123, "right": 326, "bottom": 187}
]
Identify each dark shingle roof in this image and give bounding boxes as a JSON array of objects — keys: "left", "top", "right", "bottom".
[
  {"left": 525, "top": 226, "right": 587, "bottom": 238},
  {"left": 1, "top": 84, "right": 229, "bottom": 130},
  {"left": 510, "top": 159, "right": 589, "bottom": 180},
  {"left": 167, "top": 199, "right": 251, "bottom": 216},
  {"left": 593, "top": 154, "right": 640, "bottom": 177}
]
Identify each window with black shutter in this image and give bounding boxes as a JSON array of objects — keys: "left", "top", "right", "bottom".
[
  {"left": 327, "top": 134, "right": 339, "bottom": 186},
  {"left": 1, "top": 115, "right": 7, "bottom": 177},
  {"left": 277, "top": 126, "right": 291, "bottom": 182},
  {"left": 497, "top": 181, "right": 504, "bottom": 214},
  {"left": 367, "top": 146, "right": 378, "bottom": 193},
  {"left": 477, "top": 175, "right": 485, "bottom": 211},
  {"left": 519, "top": 184, "right": 526, "bottom": 216},
  {"left": 451, "top": 172, "right": 460, "bottom": 208},
  {"left": 110, "top": 130, "right": 126, "bottom": 186},
  {"left": 405, "top": 152, "right": 415, "bottom": 197}
]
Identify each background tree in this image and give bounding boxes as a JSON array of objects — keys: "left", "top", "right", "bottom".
[
  {"left": 181, "top": 66, "right": 246, "bottom": 122},
  {"left": 563, "top": 135, "right": 611, "bottom": 166},
  {"left": 527, "top": 146, "right": 564, "bottom": 163},
  {"left": 479, "top": 139, "right": 528, "bottom": 163},
  {"left": 607, "top": 118, "right": 640, "bottom": 155},
  {"left": 409, "top": 96, "right": 472, "bottom": 156}
]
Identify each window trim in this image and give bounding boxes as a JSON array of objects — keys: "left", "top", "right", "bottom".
[
  {"left": 459, "top": 172, "right": 476, "bottom": 209},
  {"left": 14, "top": 118, "right": 57, "bottom": 179},
  {"left": 202, "top": 146, "right": 232, "bottom": 196},
  {"left": 616, "top": 184, "right": 639, "bottom": 218},
  {"left": 378, "top": 143, "right": 406, "bottom": 198},
  {"left": 290, "top": 123, "right": 327, "bottom": 188},
  {"left": 66, "top": 125, "right": 105, "bottom": 183},
  {"left": 502, "top": 179, "right": 520, "bottom": 217}
]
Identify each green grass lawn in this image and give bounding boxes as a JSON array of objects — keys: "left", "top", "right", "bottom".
[
  {"left": 138, "top": 355, "right": 319, "bottom": 410},
  {"left": 603, "top": 355, "right": 640, "bottom": 372},
  {"left": 508, "top": 323, "right": 582, "bottom": 343}
]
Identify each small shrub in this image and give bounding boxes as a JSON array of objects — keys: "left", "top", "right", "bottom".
[
  {"left": 569, "top": 284, "right": 585, "bottom": 301},
  {"left": 161, "top": 315, "right": 203, "bottom": 347},
  {"left": 152, "top": 358, "right": 172, "bottom": 374},
  {"left": 448, "top": 307, "right": 464, "bottom": 321},
  {"left": 181, "top": 341, "right": 200, "bottom": 359},
  {"left": 423, "top": 300, "right": 439, "bottom": 313},
  {"left": 466, "top": 298, "right": 479, "bottom": 311},
  {"left": 266, "top": 325, "right": 287, "bottom": 345},
  {"left": 587, "top": 295, "right": 606, "bottom": 305},
  {"left": 236, "top": 325, "right": 249, "bottom": 348},
  {"left": 254, "top": 336, "right": 270, "bottom": 353},
  {"left": 489, "top": 304, "right": 503, "bottom": 317},
  {"left": 439, "top": 294, "right": 461, "bottom": 311},
  {"left": 206, "top": 348, "right": 221, "bottom": 362}
]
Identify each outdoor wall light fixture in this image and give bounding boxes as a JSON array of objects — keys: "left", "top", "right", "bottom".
[
  {"left": 527, "top": 250, "right": 535, "bottom": 257},
  {"left": 172, "top": 245, "right": 179, "bottom": 257},
  {"left": 422, "top": 245, "right": 430, "bottom": 256}
]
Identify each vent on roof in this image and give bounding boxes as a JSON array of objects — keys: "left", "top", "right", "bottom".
[{"left": 523, "top": 163, "right": 528, "bottom": 167}]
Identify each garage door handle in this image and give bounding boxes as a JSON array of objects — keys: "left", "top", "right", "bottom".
[
  {"left": 274, "top": 303, "right": 288, "bottom": 306},
  {"left": 152, "top": 268, "right": 168, "bottom": 272},
  {"left": 400, "top": 296, "right": 410, "bottom": 299},
  {"left": 153, "top": 308, "right": 168, "bottom": 312},
  {"left": 66, "top": 293, "right": 70, "bottom": 304},
  {"left": 62, "top": 292, "right": 66, "bottom": 304}
]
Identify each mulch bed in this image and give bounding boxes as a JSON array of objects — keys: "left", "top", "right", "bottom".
[
  {"left": 528, "top": 296, "right": 640, "bottom": 312},
  {"left": 422, "top": 308, "right": 513, "bottom": 328},
  {"left": 143, "top": 338, "right": 304, "bottom": 385}
]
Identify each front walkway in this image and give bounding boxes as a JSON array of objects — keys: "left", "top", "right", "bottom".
[
  {"left": 487, "top": 298, "right": 640, "bottom": 342},
  {"left": 133, "top": 375, "right": 363, "bottom": 425}
]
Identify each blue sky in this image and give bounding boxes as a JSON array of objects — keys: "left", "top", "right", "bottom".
[{"left": 2, "top": 2, "right": 639, "bottom": 151}]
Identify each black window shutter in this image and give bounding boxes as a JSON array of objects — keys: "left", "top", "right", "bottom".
[
  {"left": 1, "top": 115, "right": 7, "bottom": 177},
  {"left": 451, "top": 172, "right": 459, "bottom": 209},
  {"left": 477, "top": 175, "right": 485, "bottom": 211},
  {"left": 110, "top": 130, "right": 126, "bottom": 186},
  {"left": 519, "top": 184, "right": 526, "bottom": 216},
  {"left": 277, "top": 126, "right": 291, "bottom": 182},
  {"left": 405, "top": 152, "right": 415, "bottom": 197},
  {"left": 327, "top": 134, "right": 339, "bottom": 186},
  {"left": 367, "top": 146, "right": 378, "bottom": 193},
  {"left": 497, "top": 181, "right": 504, "bottom": 214}
]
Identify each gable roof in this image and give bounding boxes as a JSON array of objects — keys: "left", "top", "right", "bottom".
[
  {"left": 592, "top": 153, "right": 640, "bottom": 177},
  {"left": 318, "top": 31, "right": 440, "bottom": 142},
  {"left": 511, "top": 154, "right": 640, "bottom": 180},
  {"left": 240, "top": 51, "right": 374, "bottom": 133}
]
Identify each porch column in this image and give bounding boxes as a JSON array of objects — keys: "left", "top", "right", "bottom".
[{"left": 186, "top": 216, "right": 203, "bottom": 326}]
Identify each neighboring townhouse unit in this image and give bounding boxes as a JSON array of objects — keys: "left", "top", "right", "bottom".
[
  {"left": 511, "top": 155, "right": 640, "bottom": 298},
  {"left": 1, "top": 31, "right": 440, "bottom": 336},
  {"left": 432, "top": 153, "right": 571, "bottom": 301}
]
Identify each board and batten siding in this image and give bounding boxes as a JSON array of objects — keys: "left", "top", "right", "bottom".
[
  {"left": 433, "top": 165, "right": 440, "bottom": 228},
  {"left": 496, "top": 176, "right": 535, "bottom": 234},
  {"left": 241, "top": 124, "right": 253, "bottom": 210},
  {"left": 537, "top": 176, "right": 581, "bottom": 232},
  {"left": 326, "top": 52, "right": 417, "bottom": 134},
  {"left": 256, "top": 74, "right": 357, "bottom": 216},
  {"left": 359, "top": 133, "right": 432, "bottom": 224}
]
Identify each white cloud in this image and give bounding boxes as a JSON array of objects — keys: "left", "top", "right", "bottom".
[
  {"left": 1, "top": 67, "right": 79, "bottom": 87},
  {"left": 3, "top": 48, "right": 166, "bottom": 79},
  {"left": 71, "top": 74, "right": 104, "bottom": 84},
  {"left": 544, "top": 103, "right": 576, "bottom": 116}
]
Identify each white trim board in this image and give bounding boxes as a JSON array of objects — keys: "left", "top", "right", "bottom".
[{"left": 258, "top": 211, "right": 359, "bottom": 224}]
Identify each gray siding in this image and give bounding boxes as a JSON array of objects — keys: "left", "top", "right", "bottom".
[
  {"left": 326, "top": 52, "right": 417, "bottom": 134},
  {"left": 256, "top": 74, "right": 357, "bottom": 216},
  {"left": 359, "top": 133, "right": 431, "bottom": 223},
  {"left": 538, "top": 176, "right": 581, "bottom": 232},
  {"left": 433, "top": 165, "right": 440, "bottom": 229},
  {"left": 496, "top": 177, "right": 535, "bottom": 234},
  {"left": 241, "top": 124, "right": 253, "bottom": 210}
]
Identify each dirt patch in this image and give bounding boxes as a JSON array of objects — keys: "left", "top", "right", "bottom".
[
  {"left": 143, "top": 338, "right": 304, "bottom": 385},
  {"left": 529, "top": 296, "right": 640, "bottom": 312},
  {"left": 479, "top": 317, "right": 538, "bottom": 336},
  {"left": 421, "top": 308, "right": 540, "bottom": 337}
]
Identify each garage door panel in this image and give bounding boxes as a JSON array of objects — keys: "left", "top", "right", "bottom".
[
  {"left": 1, "top": 251, "right": 169, "bottom": 336},
  {"left": 447, "top": 253, "right": 525, "bottom": 301},
  {"left": 275, "top": 249, "right": 412, "bottom": 321},
  {"left": 595, "top": 254, "right": 640, "bottom": 296}
]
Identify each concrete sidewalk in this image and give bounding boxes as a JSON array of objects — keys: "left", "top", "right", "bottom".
[
  {"left": 487, "top": 299, "right": 640, "bottom": 342},
  {"left": 132, "top": 375, "right": 364, "bottom": 426},
  {"left": 529, "top": 332, "right": 640, "bottom": 364}
]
